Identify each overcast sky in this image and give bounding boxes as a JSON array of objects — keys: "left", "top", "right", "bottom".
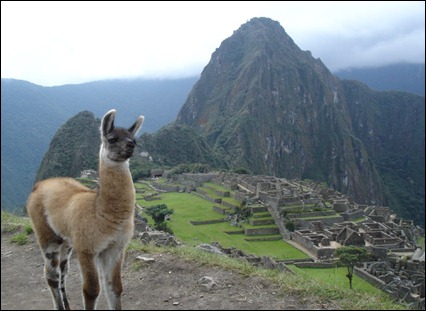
[{"left": 1, "top": 1, "right": 424, "bottom": 87}]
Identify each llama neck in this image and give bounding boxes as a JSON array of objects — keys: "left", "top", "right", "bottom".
[{"left": 96, "top": 145, "right": 135, "bottom": 216}]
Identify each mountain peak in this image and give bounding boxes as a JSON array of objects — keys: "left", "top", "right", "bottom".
[
  {"left": 233, "top": 17, "right": 295, "bottom": 44},
  {"left": 174, "top": 17, "right": 425, "bottom": 225},
  {"left": 214, "top": 16, "right": 302, "bottom": 65},
  {"left": 176, "top": 17, "right": 331, "bottom": 130},
  {"left": 35, "top": 111, "right": 100, "bottom": 181}
]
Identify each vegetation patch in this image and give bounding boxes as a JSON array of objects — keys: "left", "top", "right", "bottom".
[
  {"left": 10, "top": 232, "right": 29, "bottom": 245},
  {"left": 1, "top": 211, "right": 32, "bottom": 234},
  {"left": 287, "top": 264, "right": 382, "bottom": 295},
  {"left": 1, "top": 211, "right": 33, "bottom": 245}
]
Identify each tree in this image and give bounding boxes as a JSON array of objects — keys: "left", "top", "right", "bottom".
[
  {"left": 284, "top": 219, "right": 296, "bottom": 232},
  {"left": 232, "top": 167, "right": 251, "bottom": 174},
  {"left": 335, "top": 246, "right": 368, "bottom": 289},
  {"left": 145, "top": 204, "right": 174, "bottom": 233}
]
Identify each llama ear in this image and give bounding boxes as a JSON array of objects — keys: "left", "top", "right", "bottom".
[
  {"left": 128, "top": 115, "right": 144, "bottom": 137},
  {"left": 101, "top": 109, "right": 116, "bottom": 137}
]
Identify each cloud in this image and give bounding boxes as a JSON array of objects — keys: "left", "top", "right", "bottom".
[
  {"left": 304, "top": 25, "right": 425, "bottom": 71},
  {"left": 1, "top": 1, "right": 424, "bottom": 86}
]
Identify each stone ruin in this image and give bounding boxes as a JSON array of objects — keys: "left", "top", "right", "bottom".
[
  {"left": 211, "top": 172, "right": 425, "bottom": 307},
  {"left": 138, "top": 171, "right": 425, "bottom": 307}
]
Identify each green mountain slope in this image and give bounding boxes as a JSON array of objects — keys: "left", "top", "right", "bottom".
[
  {"left": 35, "top": 111, "right": 100, "bottom": 181},
  {"left": 137, "top": 124, "right": 227, "bottom": 168}
]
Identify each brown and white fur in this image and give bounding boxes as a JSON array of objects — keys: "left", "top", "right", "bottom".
[{"left": 26, "top": 109, "right": 144, "bottom": 310}]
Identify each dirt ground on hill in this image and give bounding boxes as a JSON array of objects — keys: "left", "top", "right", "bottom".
[{"left": 1, "top": 233, "right": 333, "bottom": 310}]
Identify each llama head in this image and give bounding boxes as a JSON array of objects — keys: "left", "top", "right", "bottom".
[{"left": 100, "top": 109, "right": 144, "bottom": 162}]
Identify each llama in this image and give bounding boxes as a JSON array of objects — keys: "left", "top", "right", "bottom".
[{"left": 26, "top": 109, "right": 144, "bottom": 310}]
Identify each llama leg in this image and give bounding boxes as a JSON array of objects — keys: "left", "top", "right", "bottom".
[
  {"left": 28, "top": 202, "right": 67, "bottom": 309},
  {"left": 44, "top": 247, "right": 65, "bottom": 310},
  {"left": 59, "top": 244, "right": 73, "bottom": 310},
  {"left": 77, "top": 252, "right": 100, "bottom": 310},
  {"left": 99, "top": 250, "right": 124, "bottom": 310}
]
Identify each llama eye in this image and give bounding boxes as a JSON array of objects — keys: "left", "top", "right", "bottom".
[{"left": 108, "top": 138, "right": 118, "bottom": 144}]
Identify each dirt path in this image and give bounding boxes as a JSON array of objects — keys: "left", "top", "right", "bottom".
[{"left": 1, "top": 233, "right": 330, "bottom": 310}]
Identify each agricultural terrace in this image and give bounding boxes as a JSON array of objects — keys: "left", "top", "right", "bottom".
[{"left": 136, "top": 182, "right": 308, "bottom": 261}]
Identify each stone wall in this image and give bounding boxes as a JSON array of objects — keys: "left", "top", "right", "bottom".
[
  {"left": 286, "top": 210, "right": 336, "bottom": 219},
  {"left": 215, "top": 189, "right": 230, "bottom": 197},
  {"left": 341, "top": 209, "right": 364, "bottom": 221},
  {"left": 295, "top": 261, "right": 342, "bottom": 268},
  {"left": 177, "top": 173, "right": 217, "bottom": 185},
  {"left": 267, "top": 204, "right": 291, "bottom": 239},
  {"left": 249, "top": 218, "right": 275, "bottom": 226},
  {"left": 196, "top": 188, "right": 222, "bottom": 203},
  {"left": 151, "top": 181, "right": 178, "bottom": 192},
  {"left": 244, "top": 227, "right": 279, "bottom": 236},
  {"left": 213, "top": 205, "right": 228, "bottom": 215},
  {"left": 221, "top": 200, "right": 239, "bottom": 211},
  {"left": 291, "top": 230, "right": 337, "bottom": 258},
  {"left": 189, "top": 219, "right": 226, "bottom": 225},
  {"left": 354, "top": 265, "right": 386, "bottom": 288},
  {"left": 233, "top": 190, "right": 251, "bottom": 203},
  {"left": 294, "top": 216, "right": 344, "bottom": 229},
  {"left": 151, "top": 181, "right": 193, "bottom": 193}
]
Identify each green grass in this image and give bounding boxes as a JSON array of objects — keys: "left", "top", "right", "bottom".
[
  {"left": 353, "top": 216, "right": 368, "bottom": 223},
  {"left": 138, "top": 192, "right": 308, "bottom": 260},
  {"left": 203, "top": 182, "right": 231, "bottom": 192},
  {"left": 10, "top": 232, "right": 29, "bottom": 245},
  {"left": 134, "top": 182, "right": 152, "bottom": 191},
  {"left": 241, "top": 222, "right": 277, "bottom": 229},
  {"left": 417, "top": 236, "right": 425, "bottom": 249},
  {"left": 221, "top": 196, "right": 241, "bottom": 207},
  {"left": 197, "top": 186, "right": 222, "bottom": 199},
  {"left": 287, "top": 265, "right": 382, "bottom": 294},
  {"left": 134, "top": 182, "right": 158, "bottom": 196},
  {"left": 1, "top": 211, "right": 32, "bottom": 233},
  {"left": 1, "top": 211, "right": 33, "bottom": 245}
]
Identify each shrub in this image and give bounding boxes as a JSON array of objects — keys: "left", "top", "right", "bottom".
[
  {"left": 285, "top": 220, "right": 296, "bottom": 232},
  {"left": 145, "top": 204, "right": 174, "bottom": 233},
  {"left": 10, "top": 232, "right": 29, "bottom": 245}
]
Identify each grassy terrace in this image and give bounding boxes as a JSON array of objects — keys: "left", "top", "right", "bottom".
[
  {"left": 203, "top": 182, "right": 241, "bottom": 206},
  {"left": 251, "top": 211, "right": 271, "bottom": 217},
  {"left": 288, "top": 265, "right": 384, "bottom": 295},
  {"left": 197, "top": 186, "right": 222, "bottom": 199},
  {"left": 203, "top": 182, "right": 232, "bottom": 192},
  {"left": 134, "top": 182, "right": 158, "bottom": 197},
  {"left": 280, "top": 203, "right": 316, "bottom": 210},
  {"left": 75, "top": 177, "right": 97, "bottom": 188},
  {"left": 241, "top": 222, "right": 277, "bottom": 229},
  {"left": 137, "top": 190, "right": 308, "bottom": 260},
  {"left": 221, "top": 196, "right": 241, "bottom": 207},
  {"left": 293, "top": 215, "right": 341, "bottom": 220}
]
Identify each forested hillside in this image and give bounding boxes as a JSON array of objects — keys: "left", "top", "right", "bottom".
[
  {"left": 1, "top": 77, "right": 197, "bottom": 209},
  {"left": 335, "top": 63, "right": 425, "bottom": 96}
]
